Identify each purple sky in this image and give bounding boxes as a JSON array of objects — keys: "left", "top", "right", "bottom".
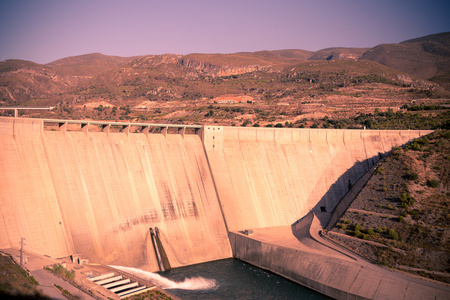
[{"left": 1, "top": 0, "right": 449, "bottom": 64}]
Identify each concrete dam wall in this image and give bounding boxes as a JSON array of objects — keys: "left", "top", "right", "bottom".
[
  {"left": 0, "top": 118, "right": 231, "bottom": 270},
  {"left": 202, "top": 126, "right": 428, "bottom": 231},
  {"left": 0, "top": 117, "right": 428, "bottom": 271}
]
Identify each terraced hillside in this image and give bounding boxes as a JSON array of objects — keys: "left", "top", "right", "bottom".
[{"left": 1, "top": 33, "right": 449, "bottom": 128}]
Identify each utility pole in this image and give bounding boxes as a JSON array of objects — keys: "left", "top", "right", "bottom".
[{"left": 19, "top": 238, "right": 26, "bottom": 268}]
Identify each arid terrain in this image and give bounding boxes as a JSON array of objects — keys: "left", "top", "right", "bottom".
[
  {"left": 325, "top": 130, "right": 450, "bottom": 283},
  {"left": 0, "top": 32, "right": 449, "bottom": 296},
  {"left": 1, "top": 32, "right": 449, "bottom": 129}
]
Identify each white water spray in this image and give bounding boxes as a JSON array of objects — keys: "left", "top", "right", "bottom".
[{"left": 110, "top": 265, "right": 218, "bottom": 290}]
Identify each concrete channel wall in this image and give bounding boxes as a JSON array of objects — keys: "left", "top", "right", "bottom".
[{"left": 228, "top": 230, "right": 449, "bottom": 300}]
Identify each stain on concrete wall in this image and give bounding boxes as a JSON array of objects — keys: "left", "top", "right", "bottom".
[{"left": 0, "top": 118, "right": 231, "bottom": 270}]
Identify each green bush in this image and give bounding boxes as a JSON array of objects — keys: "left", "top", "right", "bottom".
[
  {"left": 391, "top": 147, "right": 402, "bottom": 159},
  {"left": 50, "top": 264, "right": 75, "bottom": 281},
  {"left": 376, "top": 226, "right": 383, "bottom": 233},
  {"left": 366, "top": 228, "right": 375, "bottom": 235},
  {"left": 29, "top": 276, "right": 39, "bottom": 286},
  {"left": 389, "top": 229, "right": 399, "bottom": 240},
  {"left": 410, "top": 210, "right": 420, "bottom": 220},
  {"left": 399, "top": 192, "right": 414, "bottom": 207},
  {"left": 405, "top": 141, "right": 422, "bottom": 151},
  {"left": 398, "top": 215, "right": 404, "bottom": 222},
  {"left": 406, "top": 171, "right": 418, "bottom": 180},
  {"left": 375, "top": 167, "right": 385, "bottom": 175},
  {"left": 426, "top": 179, "right": 439, "bottom": 188}
]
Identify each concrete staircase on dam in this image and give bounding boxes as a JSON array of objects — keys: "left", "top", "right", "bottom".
[
  {"left": 0, "top": 117, "right": 440, "bottom": 299},
  {"left": 89, "top": 272, "right": 155, "bottom": 299}
]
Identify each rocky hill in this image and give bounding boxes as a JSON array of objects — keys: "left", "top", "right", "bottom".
[
  {"left": 46, "top": 52, "right": 141, "bottom": 77},
  {"left": 0, "top": 32, "right": 449, "bottom": 127},
  {"left": 0, "top": 59, "right": 66, "bottom": 105}
]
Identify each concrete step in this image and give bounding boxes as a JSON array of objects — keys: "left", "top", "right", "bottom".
[
  {"left": 95, "top": 275, "right": 123, "bottom": 285},
  {"left": 103, "top": 278, "right": 131, "bottom": 289},
  {"left": 89, "top": 272, "right": 115, "bottom": 281},
  {"left": 110, "top": 282, "right": 139, "bottom": 293},
  {"left": 118, "top": 286, "right": 156, "bottom": 299}
]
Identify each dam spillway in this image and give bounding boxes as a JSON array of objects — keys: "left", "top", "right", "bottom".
[{"left": 0, "top": 117, "right": 437, "bottom": 298}]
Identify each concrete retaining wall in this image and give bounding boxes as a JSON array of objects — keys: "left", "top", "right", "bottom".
[{"left": 229, "top": 232, "right": 449, "bottom": 300}]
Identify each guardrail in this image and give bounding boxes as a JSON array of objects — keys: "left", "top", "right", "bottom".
[
  {"left": 0, "top": 107, "right": 54, "bottom": 118},
  {"left": 43, "top": 119, "right": 202, "bottom": 137}
]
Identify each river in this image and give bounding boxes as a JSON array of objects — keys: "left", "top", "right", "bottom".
[{"left": 114, "top": 258, "right": 330, "bottom": 299}]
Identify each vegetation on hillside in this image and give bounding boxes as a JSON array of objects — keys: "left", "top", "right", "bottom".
[
  {"left": 0, "top": 253, "right": 49, "bottom": 299},
  {"left": 326, "top": 130, "right": 450, "bottom": 283},
  {"left": 1, "top": 32, "right": 449, "bottom": 128}
]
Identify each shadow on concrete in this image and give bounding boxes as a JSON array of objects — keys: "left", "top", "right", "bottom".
[
  {"left": 292, "top": 153, "right": 384, "bottom": 240},
  {"left": 315, "top": 154, "right": 381, "bottom": 227}
]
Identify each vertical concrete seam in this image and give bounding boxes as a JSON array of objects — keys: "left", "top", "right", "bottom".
[
  {"left": 200, "top": 127, "right": 230, "bottom": 234},
  {"left": 40, "top": 123, "right": 75, "bottom": 255},
  {"left": 12, "top": 118, "right": 15, "bottom": 137}
]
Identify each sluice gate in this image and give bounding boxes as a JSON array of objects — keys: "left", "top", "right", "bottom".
[{"left": 149, "top": 227, "right": 171, "bottom": 272}]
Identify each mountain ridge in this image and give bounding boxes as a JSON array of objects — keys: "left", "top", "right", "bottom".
[{"left": 0, "top": 32, "right": 449, "bottom": 126}]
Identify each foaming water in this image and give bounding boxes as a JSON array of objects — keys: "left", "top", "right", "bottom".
[
  {"left": 109, "top": 265, "right": 217, "bottom": 290},
  {"left": 114, "top": 259, "right": 330, "bottom": 299}
]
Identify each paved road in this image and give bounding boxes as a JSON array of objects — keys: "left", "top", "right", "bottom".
[{"left": 1, "top": 248, "right": 97, "bottom": 300}]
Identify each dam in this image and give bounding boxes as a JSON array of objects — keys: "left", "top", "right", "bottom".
[{"left": 1, "top": 117, "right": 447, "bottom": 299}]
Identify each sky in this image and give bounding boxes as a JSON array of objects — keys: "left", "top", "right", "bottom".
[{"left": 1, "top": 0, "right": 449, "bottom": 64}]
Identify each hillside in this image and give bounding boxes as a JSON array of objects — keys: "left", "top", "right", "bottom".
[
  {"left": 308, "top": 47, "right": 369, "bottom": 61},
  {"left": 0, "top": 59, "right": 67, "bottom": 105},
  {"left": 361, "top": 32, "right": 450, "bottom": 81},
  {"left": 325, "top": 130, "right": 450, "bottom": 283},
  {"left": 0, "top": 32, "right": 449, "bottom": 127},
  {"left": 46, "top": 52, "right": 141, "bottom": 77},
  {"left": 0, "top": 253, "right": 47, "bottom": 299}
]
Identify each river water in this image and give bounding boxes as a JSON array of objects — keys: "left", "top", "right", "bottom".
[{"left": 114, "top": 258, "right": 330, "bottom": 299}]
